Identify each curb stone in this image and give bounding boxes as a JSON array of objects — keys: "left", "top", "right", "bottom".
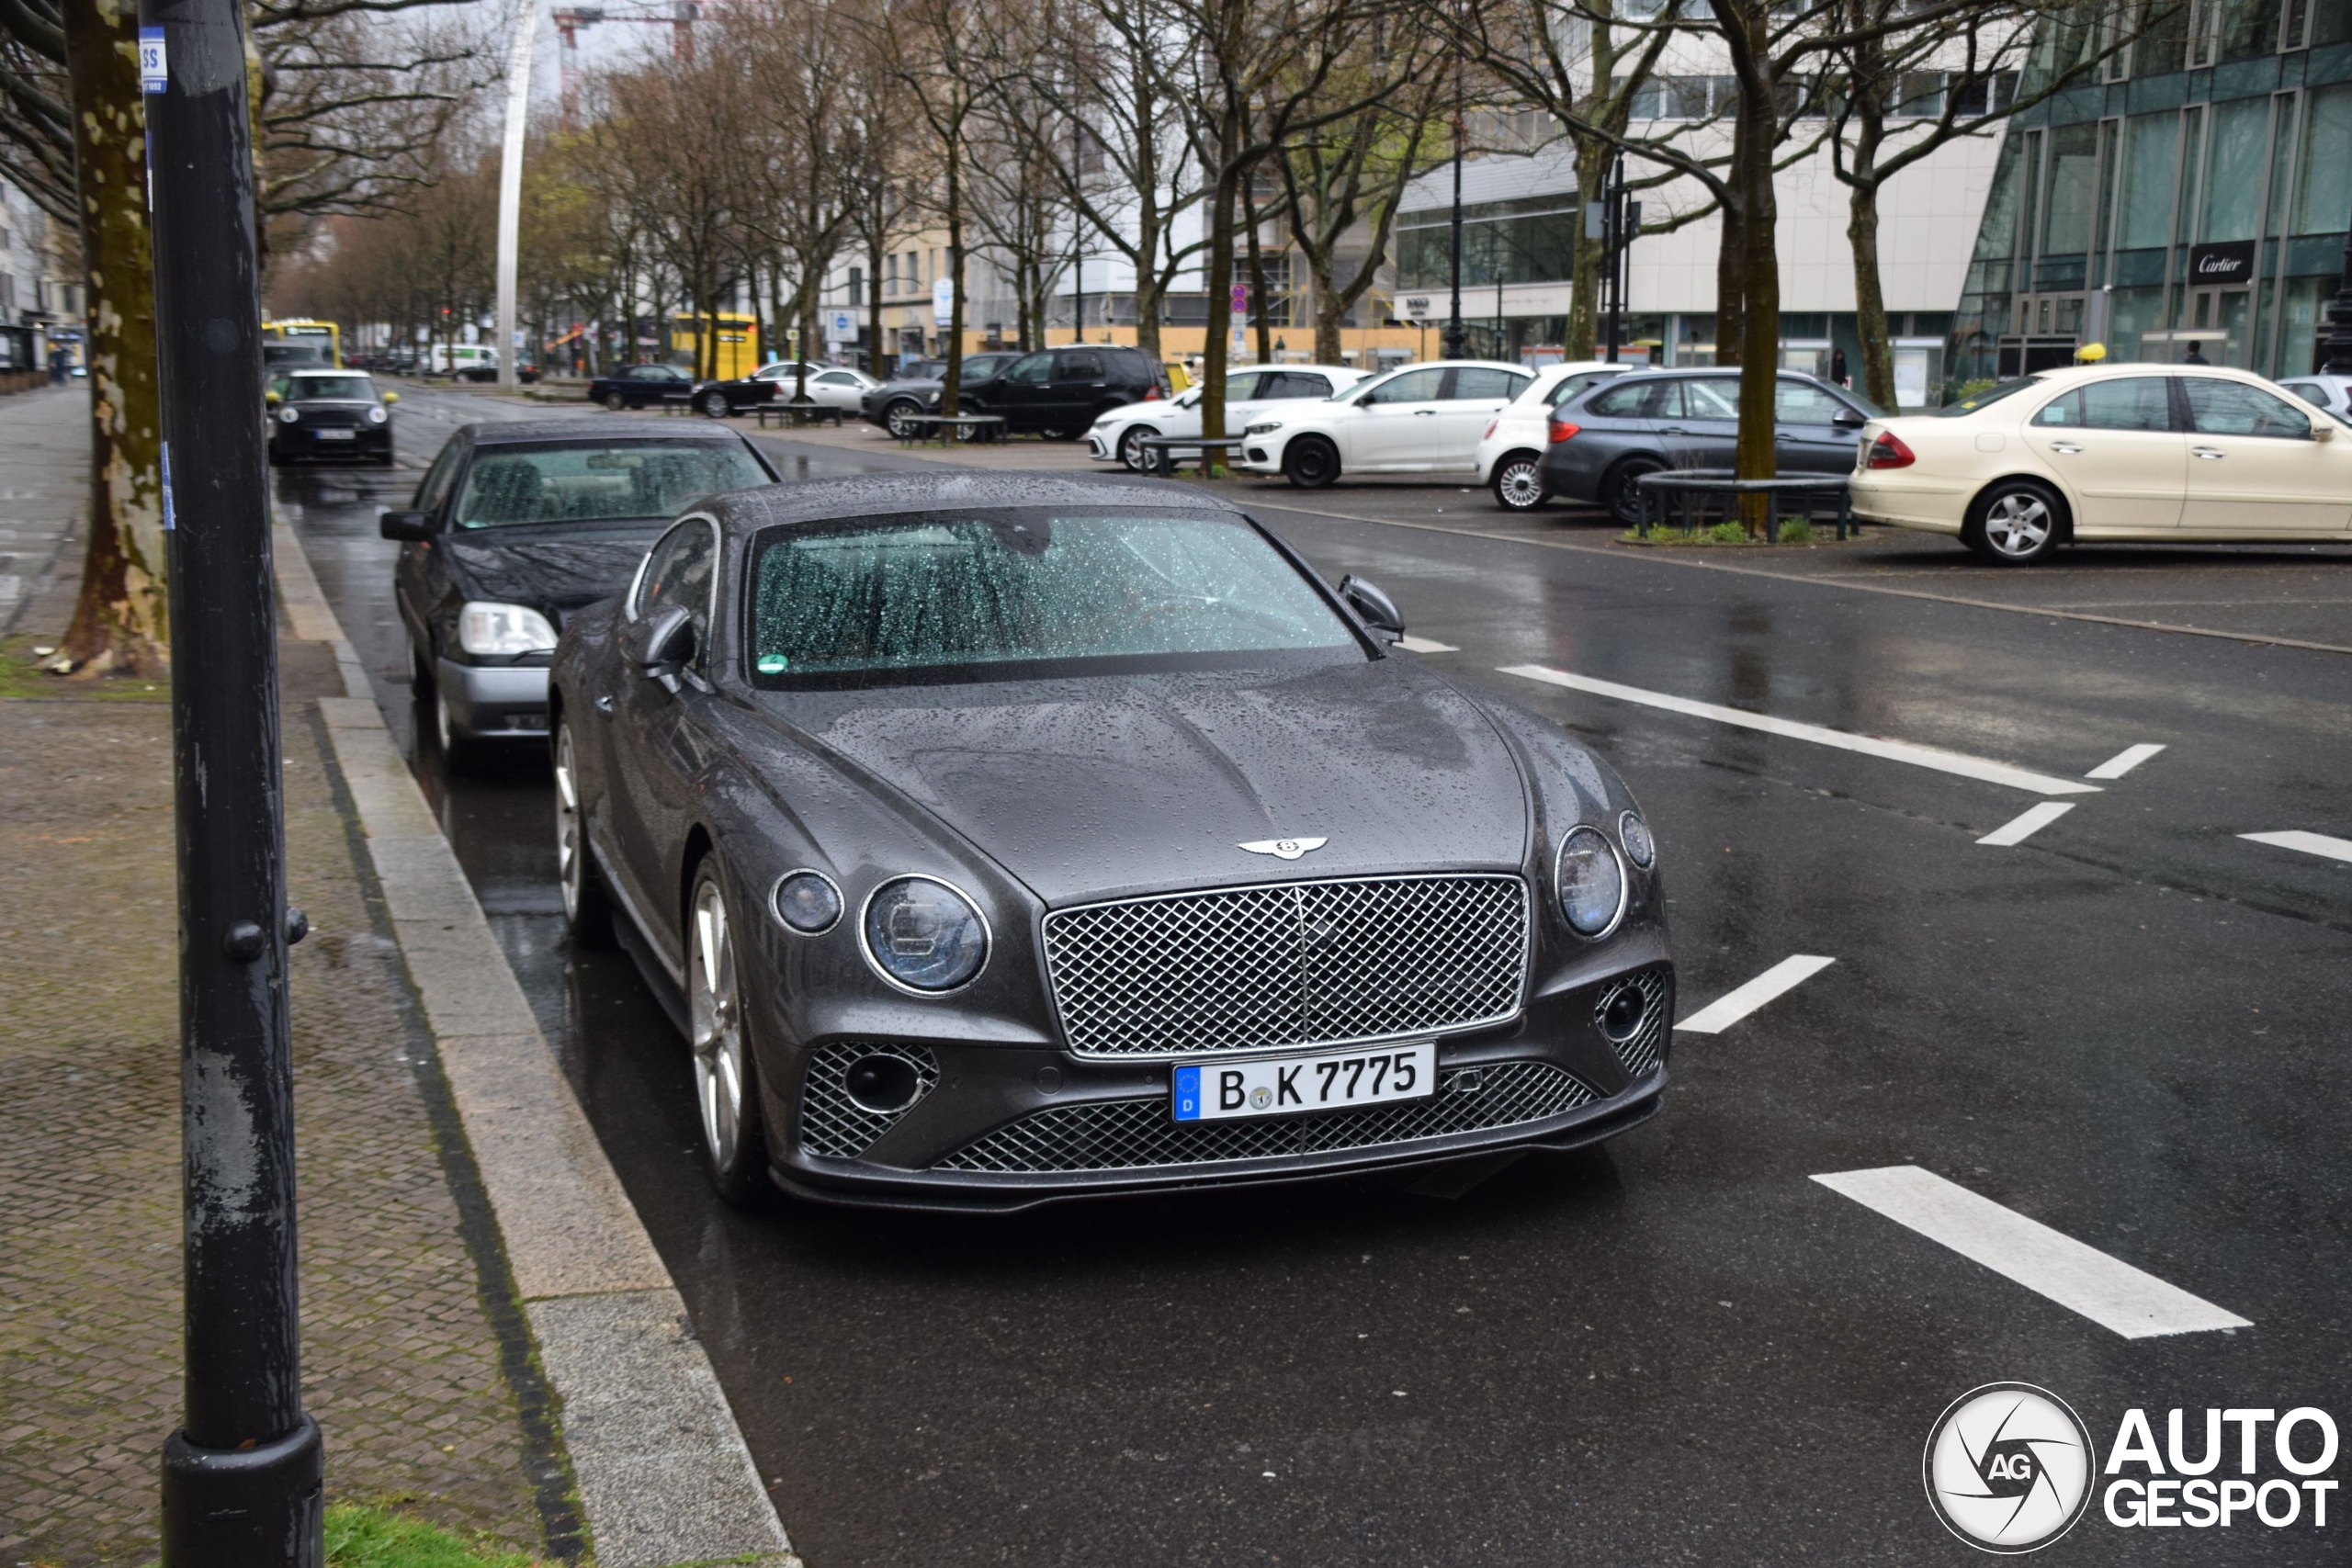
[{"left": 275, "top": 521, "right": 799, "bottom": 1568}]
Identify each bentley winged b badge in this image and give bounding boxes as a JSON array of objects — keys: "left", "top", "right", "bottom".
[{"left": 1239, "top": 836, "right": 1329, "bottom": 861}]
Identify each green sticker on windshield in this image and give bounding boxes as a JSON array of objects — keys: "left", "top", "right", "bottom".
[{"left": 757, "top": 653, "right": 789, "bottom": 673}]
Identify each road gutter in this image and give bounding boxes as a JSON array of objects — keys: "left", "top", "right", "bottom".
[{"left": 274, "top": 521, "right": 798, "bottom": 1568}]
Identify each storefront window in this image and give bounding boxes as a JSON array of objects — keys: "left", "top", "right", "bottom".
[
  {"left": 2202, "top": 97, "right": 2271, "bottom": 242},
  {"left": 2276, "top": 275, "right": 2329, "bottom": 375},
  {"left": 2293, "top": 81, "right": 2352, "bottom": 233},
  {"left": 2041, "top": 122, "right": 2100, "bottom": 256},
  {"left": 2119, "top": 114, "right": 2178, "bottom": 251},
  {"left": 2106, "top": 284, "right": 2171, "bottom": 360}
]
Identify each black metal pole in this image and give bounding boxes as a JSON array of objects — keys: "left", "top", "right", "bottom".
[
  {"left": 2324, "top": 223, "right": 2352, "bottom": 373},
  {"left": 142, "top": 0, "right": 322, "bottom": 1562},
  {"left": 1071, "top": 119, "right": 1084, "bottom": 346},
  {"left": 1603, "top": 157, "right": 1623, "bottom": 364}
]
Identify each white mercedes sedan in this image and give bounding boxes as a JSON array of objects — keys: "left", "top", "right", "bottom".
[
  {"left": 1235, "top": 360, "right": 1536, "bottom": 488},
  {"left": 1085, "top": 364, "right": 1364, "bottom": 471},
  {"left": 1849, "top": 364, "right": 2352, "bottom": 564}
]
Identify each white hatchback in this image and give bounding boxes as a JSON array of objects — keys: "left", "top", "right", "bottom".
[
  {"left": 1850, "top": 364, "right": 2352, "bottom": 563},
  {"left": 1234, "top": 360, "right": 1537, "bottom": 487},
  {"left": 1472, "top": 361, "right": 1634, "bottom": 510},
  {"left": 1086, "top": 364, "right": 1364, "bottom": 470}
]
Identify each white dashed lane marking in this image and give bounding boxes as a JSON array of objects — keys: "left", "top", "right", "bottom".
[
  {"left": 1497, "top": 667, "right": 2100, "bottom": 796},
  {"left": 1813, "top": 1166, "right": 2252, "bottom": 1339},
  {"left": 1395, "top": 635, "right": 1458, "bottom": 654},
  {"left": 1977, "top": 801, "right": 2075, "bottom": 847},
  {"left": 2239, "top": 829, "right": 2352, "bottom": 865},
  {"left": 2086, "top": 742, "right": 2166, "bottom": 779},
  {"left": 1674, "top": 954, "right": 1835, "bottom": 1034}
]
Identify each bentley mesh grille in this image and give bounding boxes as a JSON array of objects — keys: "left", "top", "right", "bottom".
[
  {"left": 933, "top": 1061, "right": 1591, "bottom": 1174},
  {"left": 1041, "top": 874, "right": 1529, "bottom": 1059},
  {"left": 1596, "top": 968, "right": 1670, "bottom": 1078},
  {"left": 797, "top": 1042, "right": 938, "bottom": 1160}
]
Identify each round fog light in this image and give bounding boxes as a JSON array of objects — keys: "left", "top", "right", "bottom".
[
  {"left": 1601, "top": 984, "right": 1649, "bottom": 1042},
  {"left": 844, "top": 1053, "right": 921, "bottom": 1115}
]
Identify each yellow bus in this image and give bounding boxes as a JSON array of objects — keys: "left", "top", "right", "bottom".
[
  {"left": 264, "top": 318, "right": 342, "bottom": 367},
  {"left": 669, "top": 312, "right": 759, "bottom": 380}
]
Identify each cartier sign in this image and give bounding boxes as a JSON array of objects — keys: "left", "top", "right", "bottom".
[{"left": 2188, "top": 241, "right": 2256, "bottom": 282}]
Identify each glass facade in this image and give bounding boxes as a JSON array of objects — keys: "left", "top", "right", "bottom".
[
  {"left": 1946, "top": 0, "right": 2352, "bottom": 397},
  {"left": 1394, "top": 196, "right": 1580, "bottom": 290}
]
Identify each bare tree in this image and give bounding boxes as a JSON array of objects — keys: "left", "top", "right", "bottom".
[
  {"left": 880, "top": 0, "right": 996, "bottom": 414},
  {"left": 735, "top": 3, "right": 854, "bottom": 397}
]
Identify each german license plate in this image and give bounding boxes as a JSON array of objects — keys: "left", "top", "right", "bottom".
[
  {"left": 314, "top": 428, "right": 355, "bottom": 440},
  {"left": 1172, "top": 1042, "right": 1435, "bottom": 1122}
]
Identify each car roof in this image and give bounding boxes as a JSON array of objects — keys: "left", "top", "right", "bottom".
[
  {"left": 461, "top": 419, "right": 748, "bottom": 446},
  {"left": 704, "top": 472, "right": 1246, "bottom": 533}
]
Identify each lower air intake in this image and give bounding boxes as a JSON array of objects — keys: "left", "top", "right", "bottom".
[
  {"left": 932, "top": 1060, "right": 1593, "bottom": 1175},
  {"left": 1595, "top": 968, "right": 1670, "bottom": 1078},
  {"left": 797, "top": 1042, "right": 938, "bottom": 1160}
]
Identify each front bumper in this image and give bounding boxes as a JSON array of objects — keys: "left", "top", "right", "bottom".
[
  {"left": 763, "top": 948, "right": 1673, "bottom": 1213},
  {"left": 435, "top": 657, "right": 550, "bottom": 739},
  {"left": 271, "top": 424, "right": 390, "bottom": 462}
]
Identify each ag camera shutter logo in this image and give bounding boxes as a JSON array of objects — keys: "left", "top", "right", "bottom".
[{"left": 1924, "top": 1383, "right": 2094, "bottom": 1553}]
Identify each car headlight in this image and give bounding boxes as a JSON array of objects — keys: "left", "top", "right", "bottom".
[
  {"left": 860, "top": 875, "right": 989, "bottom": 992},
  {"left": 367, "top": 405, "right": 389, "bottom": 424},
  {"left": 773, "top": 870, "right": 843, "bottom": 933},
  {"left": 1618, "top": 811, "right": 1656, "bottom": 868},
  {"left": 1246, "top": 421, "right": 1282, "bottom": 435},
  {"left": 456, "top": 601, "right": 560, "bottom": 657},
  {"left": 277, "top": 405, "right": 300, "bottom": 423},
  {"left": 1555, "top": 825, "right": 1626, "bottom": 938}
]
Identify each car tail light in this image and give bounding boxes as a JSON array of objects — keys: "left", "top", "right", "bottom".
[
  {"left": 1865, "top": 431, "right": 1916, "bottom": 469},
  {"left": 1143, "top": 386, "right": 1161, "bottom": 400},
  {"left": 1482, "top": 419, "right": 1498, "bottom": 440},
  {"left": 1547, "top": 420, "right": 1580, "bottom": 445}
]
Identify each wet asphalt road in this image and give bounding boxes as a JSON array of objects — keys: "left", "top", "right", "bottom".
[{"left": 285, "top": 385, "right": 2351, "bottom": 1566}]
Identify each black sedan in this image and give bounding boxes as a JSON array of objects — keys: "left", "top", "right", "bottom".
[
  {"left": 859, "top": 352, "right": 1024, "bottom": 436},
  {"left": 380, "top": 420, "right": 776, "bottom": 764},
  {"left": 266, "top": 369, "right": 398, "bottom": 465},
  {"left": 1537, "top": 369, "right": 1879, "bottom": 524},
  {"left": 549, "top": 472, "right": 1673, "bottom": 1210},
  {"left": 589, "top": 362, "right": 776, "bottom": 419}
]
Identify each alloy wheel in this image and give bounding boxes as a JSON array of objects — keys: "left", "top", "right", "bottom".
[
  {"left": 1982, "top": 492, "right": 2052, "bottom": 558},
  {"left": 688, "top": 877, "right": 745, "bottom": 1171},
  {"left": 1119, "top": 427, "right": 1157, "bottom": 472},
  {"left": 885, "top": 401, "right": 919, "bottom": 438},
  {"left": 554, "top": 727, "right": 585, "bottom": 921},
  {"left": 1494, "top": 457, "right": 1544, "bottom": 510}
]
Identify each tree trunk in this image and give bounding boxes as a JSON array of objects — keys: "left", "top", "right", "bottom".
[
  {"left": 943, "top": 138, "right": 965, "bottom": 417},
  {"left": 866, "top": 229, "right": 888, "bottom": 378},
  {"left": 1566, "top": 132, "right": 1612, "bottom": 360},
  {"left": 1243, "top": 175, "right": 1272, "bottom": 365},
  {"left": 1313, "top": 254, "right": 1344, "bottom": 365},
  {"left": 56, "top": 0, "right": 168, "bottom": 678},
  {"left": 1714, "top": 200, "right": 1744, "bottom": 370},
  {"left": 1731, "top": 60, "right": 1781, "bottom": 528},
  {"left": 1847, "top": 176, "right": 1895, "bottom": 409},
  {"left": 1200, "top": 152, "right": 1240, "bottom": 451}
]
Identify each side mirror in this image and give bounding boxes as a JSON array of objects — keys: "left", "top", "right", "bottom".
[
  {"left": 2312, "top": 422, "right": 2335, "bottom": 442},
  {"left": 619, "top": 604, "right": 695, "bottom": 674},
  {"left": 264, "top": 390, "right": 282, "bottom": 406},
  {"left": 1338, "top": 574, "right": 1404, "bottom": 641},
  {"left": 1831, "top": 408, "right": 1866, "bottom": 428},
  {"left": 378, "top": 509, "right": 433, "bottom": 541},
  {"left": 382, "top": 390, "right": 399, "bottom": 405}
]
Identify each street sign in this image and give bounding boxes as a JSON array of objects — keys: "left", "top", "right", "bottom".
[
  {"left": 932, "top": 276, "right": 954, "bottom": 327},
  {"left": 1230, "top": 282, "right": 1250, "bottom": 312},
  {"left": 1401, "top": 295, "right": 1431, "bottom": 321},
  {"left": 833, "top": 312, "right": 852, "bottom": 336},
  {"left": 138, "top": 28, "right": 166, "bottom": 92}
]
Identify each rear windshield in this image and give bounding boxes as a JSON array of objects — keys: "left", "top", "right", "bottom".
[
  {"left": 748, "top": 509, "right": 1360, "bottom": 686},
  {"left": 453, "top": 441, "right": 769, "bottom": 527},
  {"left": 288, "top": 375, "right": 375, "bottom": 400},
  {"left": 1935, "top": 378, "right": 2043, "bottom": 416}
]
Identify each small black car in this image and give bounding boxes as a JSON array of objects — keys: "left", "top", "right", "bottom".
[
  {"left": 266, "top": 369, "right": 397, "bottom": 466},
  {"left": 380, "top": 419, "right": 776, "bottom": 763},
  {"left": 550, "top": 472, "right": 1672, "bottom": 1210},
  {"left": 859, "top": 351, "right": 1025, "bottom": 436},
  {"left": 1537, "top": 369, "right": 1879, "bottom": 524},
  {"left": 589, "top": 363, "right": 776, "bottom": 419},
  {"left": 959, "top": 345, "right": 1170, "bottom": 439}
]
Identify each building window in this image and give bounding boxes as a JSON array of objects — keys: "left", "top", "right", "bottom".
[
  {"left": 2041, "top": 121, "right": 2099, "bottom": 258},
  {"left": 885, "top": 254, "right": 898, "bottom": 289},
  {"left": 848, "top": 265, "right": 864, "bottom": 299},
  {"left": 2293, "top": 81, "right": 2352, "bottom": 233},
  {"left": 2201, "top": 96, "right": 2270, "bottom": 243},
  {"left": 2118, "top": 113, "right": 2179, "bottom": 251},
  {"left": 1395, "top": 195, "right": 1579, "bottom": 289}
]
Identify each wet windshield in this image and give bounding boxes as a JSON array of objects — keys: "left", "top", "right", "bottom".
[
  {"left": 288, "top": 375, "right": 375, "bottom": 400},
  {"left": 453, "top": 442, "right": 769, "bottom": 527},
  {"left": 748, "top": 509, "right": 1361, "bottom": 682}
]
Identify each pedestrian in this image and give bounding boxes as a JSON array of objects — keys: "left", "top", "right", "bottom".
[
  {"left": 47, "top": 345, "right": 66, "bottom": 385},
  {"left": 2183, "top": 341, "right": 2209, "bottom": 366},
  {"left": 1831, "top": 346, "right": 1849, "bottom": 387}
]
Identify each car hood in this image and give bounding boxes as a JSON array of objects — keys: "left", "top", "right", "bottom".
[
  {"left": 761, "top": 658, "right": 1530, "bottom": 905},
  {"left": 444, "top": 525, "right": 663, "bottom": 615}
]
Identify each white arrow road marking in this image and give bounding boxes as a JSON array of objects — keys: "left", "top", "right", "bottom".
[
  {"left": 2086, "top": 742, "right": 2166, "bottom": 779},
  {"left": 1813, "top": 1166, "right": 2252, "bottom": 1339},
  {"left": 1497, "top": 666, "right": 2100, "bottom": 796},
  {"left": 1977, "top": 801, "right": 2075, "bottom": 847},
  {"left": 1674, "top": 954, "right": 1835, "bottom": 1034},
  {"left": 2239, "top": 829, "right": 2352, "bottom": 865},
  {"left": 1395, "top": 635, "right": 1458, "bottom": 653}
]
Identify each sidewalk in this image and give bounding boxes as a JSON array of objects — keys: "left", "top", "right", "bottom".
[{"left": 0, "top": 390, "right": 560, "bottom": 1563}]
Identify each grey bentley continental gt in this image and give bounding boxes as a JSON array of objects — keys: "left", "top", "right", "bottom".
[{"left": 549, "top": 473, "right": 1673, "bottom": 1210}]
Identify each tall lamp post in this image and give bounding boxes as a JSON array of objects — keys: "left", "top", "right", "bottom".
[
  {"left": 141, "top": 0, "right": 322, "bottom": 1561},
  {"left": 494, "top": 0, "right": 537, "bottom": 390},
  {"left": 1442, "top": 52, "right": 1465, "bottom": 359}
]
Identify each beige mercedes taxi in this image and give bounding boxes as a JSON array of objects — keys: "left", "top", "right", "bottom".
[{"left": 1849, "top": 363, "right": 2352, "bottom": 564}]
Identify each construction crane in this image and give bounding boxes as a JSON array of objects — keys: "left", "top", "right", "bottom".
[{"left": 549, "top": 2, "right": 698, "bottom": 130}]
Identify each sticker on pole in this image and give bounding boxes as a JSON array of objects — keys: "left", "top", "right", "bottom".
[{"left": 139, "top": 28, "right": 167, "bottom": 93}]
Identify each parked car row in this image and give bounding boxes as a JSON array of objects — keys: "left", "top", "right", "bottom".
[{"left": 858, "top": 345, "right": 1169, "bottom": 438}]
